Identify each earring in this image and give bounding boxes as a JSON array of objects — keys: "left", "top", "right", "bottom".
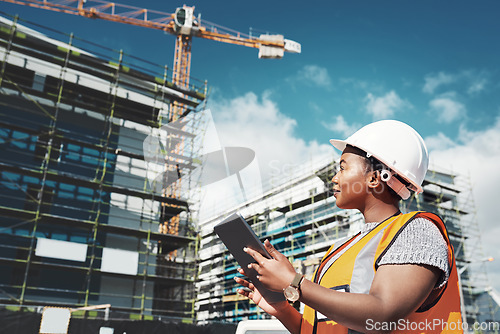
[{"left": 380, "top": 169, "right": 392, "bottom": 182}]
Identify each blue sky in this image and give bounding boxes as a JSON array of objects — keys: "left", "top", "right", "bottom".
[
  {"left": 2, "top": 1, "right": 499, "bottom": 292},
  {"left": 2, "top": 1, "right": 499, "bottom": 140}
]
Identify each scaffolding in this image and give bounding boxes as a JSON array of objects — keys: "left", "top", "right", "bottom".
[
  {"left": 196, "top": 155, "right": 498, "bottom": 329},
  {"left": 0, "top": 14, "right": 207, "bottom": 322},
  {"left": 408, "top": 167, "right": 496, "bottom": 330},
  {"left": 196, "top": 155, "right": 355, "bottom": 322}
]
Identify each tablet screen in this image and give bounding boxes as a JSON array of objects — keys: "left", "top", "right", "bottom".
[{"left": 214, "top": 213, "right": 285, "bottom": 303}]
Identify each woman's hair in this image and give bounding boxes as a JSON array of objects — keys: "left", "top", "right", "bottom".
[{"left": 345, "top": 145, "right": 404, "bottom": 201}]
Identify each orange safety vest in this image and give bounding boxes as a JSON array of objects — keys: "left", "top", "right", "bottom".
[{"left": 300, "top": 211, "right": 463, "bottom": 334}]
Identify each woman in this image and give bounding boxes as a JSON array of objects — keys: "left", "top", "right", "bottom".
[{"left": 235, "top": 120, "right": 462, "bottom": 334}]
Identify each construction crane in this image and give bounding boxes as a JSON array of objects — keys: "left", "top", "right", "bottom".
[
  {"left": 0, "top": 0, "right": 300, "bottom": 241},
  {"left": 0, "top": 0, "right": 301, "bottom": 100}
]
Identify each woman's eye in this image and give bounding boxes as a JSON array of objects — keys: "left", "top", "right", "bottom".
[{"left": 332, "top": 164, "right": 344, "bottom": 175}]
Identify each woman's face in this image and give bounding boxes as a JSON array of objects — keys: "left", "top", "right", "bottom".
[{"left": 331, "top": 146, "right": 370, "bottom": 209}]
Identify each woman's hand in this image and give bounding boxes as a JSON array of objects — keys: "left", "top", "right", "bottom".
[
  {"left": 234, "top": 266, "right": 304, "bottom": 334},
  {"left": 244, "top": 239, "right": 297, "bottom": 292},
  {"left": 234, "top": 272, "right": 288, "bottom": 317}
]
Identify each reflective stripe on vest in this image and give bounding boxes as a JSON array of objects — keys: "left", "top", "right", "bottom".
[{"left": 300, "top": 211, "right": 463, "bottom": 334}]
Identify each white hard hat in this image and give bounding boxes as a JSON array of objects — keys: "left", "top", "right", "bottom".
[{"left": 330, "top": 120, "right": 429, "bottom": 199}]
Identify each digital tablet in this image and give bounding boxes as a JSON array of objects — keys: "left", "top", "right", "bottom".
[{"left": 214, "top": 212, "right": 285, "bottom": 303}]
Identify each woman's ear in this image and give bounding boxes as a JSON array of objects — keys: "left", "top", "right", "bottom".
[{"left": 367, "top": 170, "right": 382, "bottom": 189}]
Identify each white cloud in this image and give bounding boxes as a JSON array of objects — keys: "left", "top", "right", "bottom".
[
  {"left": 467, "top": 76, "right": 488, "bottom": 95},
  {"left": 196, "top": 91, "right": 333, "bottom": 219},
  {"left": 339, "top": 77, "right": 370, "bottom": 90},
  {"left": 426, "top": 118, "right": 500, "bottom": 292},
  {"left": 428, "top": 92, "right": 466, "bottom": 123},
  {"left": 425, "top": 132, "right": 457, "bottom": 151},
  {"left": 308, "top": 102, "right": 324, "bottom": 115},
  {"left": 208, "top": 91, "right": 332, "bottom": 185},
  {"left": 321, "top": 115, "right": 361, "bottom": 138},
  {"left": 423, "top": 72, "right": 457, "bottom": 94},
  {"left": 296, "top": 65, "right": 332, "bottom": 88},
  {"left": 364, "top": 90, "right": 412, "bottom": 120},
  {"left": 423, "top": 70, "right": 490, "bottom": 95}
]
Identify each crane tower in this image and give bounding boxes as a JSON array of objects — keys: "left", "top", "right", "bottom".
[{"left": 0, "top": 0, "right": 301, "bottom": 239}]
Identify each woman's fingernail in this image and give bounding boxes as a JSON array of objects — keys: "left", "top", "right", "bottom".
[{"left": 243, "top": 247, "right": 247, "bottom": 252}]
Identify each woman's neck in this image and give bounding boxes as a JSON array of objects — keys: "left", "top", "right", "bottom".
[{"left": 361, "top": 201, "right": 400, "bottom": 224}]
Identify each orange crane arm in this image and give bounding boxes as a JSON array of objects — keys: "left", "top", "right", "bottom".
[
  {"left": 0, "top": 0, "right": 301, "bottom": 52},
  {"left": 0, "top": 0, "right": 301, "bottom": 240},
  {"left": 1, "top": 0, "right": 176, "bottom": 30},
  {"left": 0, "top": 0, "right": 301, "bottom": 95},
  {"left": 1, "top": 0, "right": 301, "bottom": 117}
]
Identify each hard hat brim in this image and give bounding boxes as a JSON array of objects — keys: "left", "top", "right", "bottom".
[{"left": 329, "top": 139, "right": 347, "bottom": 152}]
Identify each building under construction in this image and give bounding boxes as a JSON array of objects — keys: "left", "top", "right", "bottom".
[
  {"left": 0, "top": 8, "right": 498, "bottom": 334},
  {"left": 196, "top": 155, "right": 499, "bottom": 331},
  {"left": 0, "top": 14, "right": 207, "bottom": 324}
]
